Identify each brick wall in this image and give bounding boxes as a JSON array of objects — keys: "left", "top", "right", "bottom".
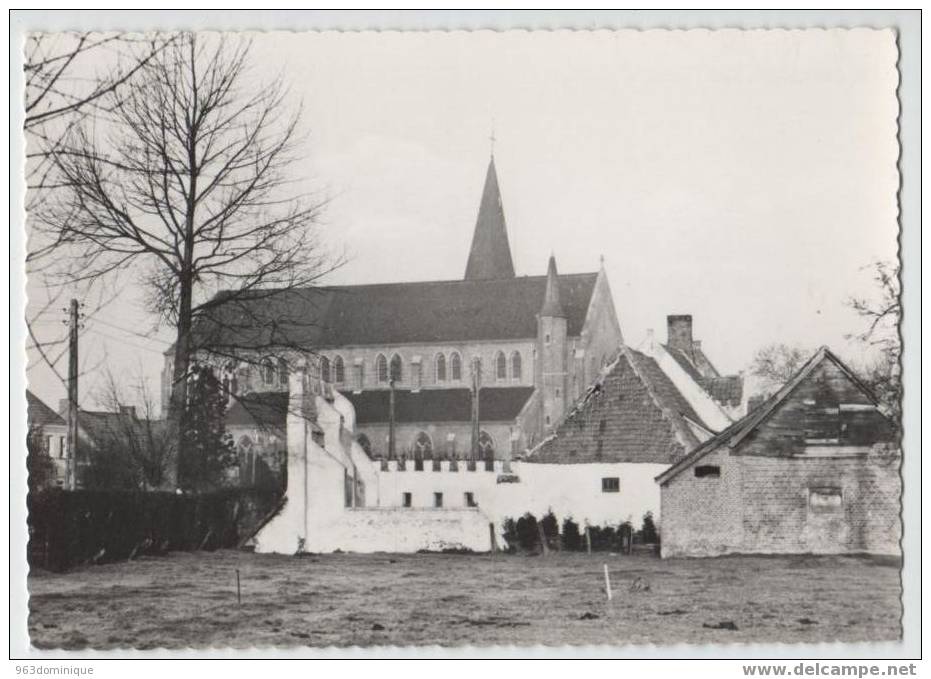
[
  {"left": 661, "top": 356, "right": 900, "bottom": 558},
  {"left": 660, "top": 447, "right": 742, "bottom": 557},
  {"left": 738, "top": 451, "right": 900, "bottom": 555}
]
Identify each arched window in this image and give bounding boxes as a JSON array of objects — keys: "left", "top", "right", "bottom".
[
  {"left": 333, "top": 355, "right": 345, "bottom": 383},
  {"left": 356, "top": 433, "right": 373, "bottom": 457},
  {"left": 376, "top": 354, "right": 388, "bottom": 383},
  {"left": 450, "top": 352, "right": 462, "bottom": 381},
  {"left": 262, "top": 358, "right": 276, "bottom": 385},
  {"left": 511, "top": 351, "right": 522, "bottom": 380},
  {"left": 390, "top": 354, "right": 403, "bottom": 382},
  {"left": 320, "top": 355, "right": 331, "bottom": 383},
  {"left": 277, "top": 357, "right": 289, "bottom": 385},
  {"left": 238, "top": 362, "right": 252, "bottom": 388},
  {"left": 435, "top": 353, "right": 447, "bottom": 382},
  {"left": 413, "top": 431, "right": 433, "bottom": 459},
  {"left": 478, "top": 430, "right": 495, "bottom": 458},
  {"left": 495, "top": 351, "right": 507, "bottom": 380}
]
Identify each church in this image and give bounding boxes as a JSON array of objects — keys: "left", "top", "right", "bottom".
[{"left": 172, "top": 156, "right": 623, "bottom": 468}]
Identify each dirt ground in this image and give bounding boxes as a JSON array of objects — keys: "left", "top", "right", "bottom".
[{"left": 28, "top": 549, "right": 901, "bottom": 649}]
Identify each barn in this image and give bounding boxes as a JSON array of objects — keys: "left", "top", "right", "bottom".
[{"left": 656, "top": 347, "right": 900, "bottom": 558}]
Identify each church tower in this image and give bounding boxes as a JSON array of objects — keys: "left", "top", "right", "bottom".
[
  {"left": 464, "top": 157, "right": 516, "bottom": 280},
  {"left": 537, "top": 254, "right": 568, "bottom": 431}
]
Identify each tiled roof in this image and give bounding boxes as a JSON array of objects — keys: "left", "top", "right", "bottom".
[
  {"left": 655, "top": 346, "right": 891, "bottom": 485},
  {"left": 664, "top": 344, "right": 742, "bottom": 407},
  {"left": 700, "top": 375, "right": 744, "bottom": 407},
  {"left": 226, "top": 392, "right": 289, "bottom": 428},
  {"left": 342, "top": 387, "right": 535, "bottom": 425},
  {"left": 78, "top": 410, "right": 169, "bottom": 449},
  {"left": 26, "top": 390, "right": 65, "bottom": 427},
  {"left": 193, "top": 272, "right": 598, "bottom": 351},
  {"left": 525, "top": 346, "right": 705, "bottom": 465},
  {"left": 664, "top": 345, "right": 704, "bottom": 382}
]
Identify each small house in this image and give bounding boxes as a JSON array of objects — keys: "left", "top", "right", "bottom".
[
  {"left": 26, "top": 390, "right": 69, "bottom": 488},
  {"left": 656, "top": 347, "right": 900, "bottom": 558}
]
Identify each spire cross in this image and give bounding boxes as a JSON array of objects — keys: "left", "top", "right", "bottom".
[{"left": 489, "top": 122, "right": 496, "bottom": 157}]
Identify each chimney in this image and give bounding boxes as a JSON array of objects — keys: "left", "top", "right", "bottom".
[
  {"left": 667, "top": 315, "right": 694, "bottom": 354},
  {"left": 119, "top": 405, "right": 137, "bottom": 419}
]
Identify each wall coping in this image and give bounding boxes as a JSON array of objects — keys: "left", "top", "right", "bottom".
[{"left": 377, "top": 460, "right": 507, "bottom": 473}]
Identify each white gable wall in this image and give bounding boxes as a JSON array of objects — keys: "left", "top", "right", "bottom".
[{"left": 639, "top": 338, "right": 733, "bottom": 432}]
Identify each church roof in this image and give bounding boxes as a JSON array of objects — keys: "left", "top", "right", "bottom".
[
  {"left": 539, "top": 255, "right": 566, "bottom": 317},
  {"left": 463, "top": 157, "right": 516, "bottom": 280},
  {"left": 525, "top": 346, "right": 705, "bottom": 465},
  {"left": 194, "top": 272, "right": 598, "bottom": 351},
  {"left": 226, "top": 391, "right": 290, "bottom": 428},
  {"left": 342, "top": 387, "right": 535, "bottom": 424}
]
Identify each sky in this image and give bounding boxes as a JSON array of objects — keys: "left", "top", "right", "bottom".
[{"left": 24, "top": 28, "right": 900, "bottom": 412}]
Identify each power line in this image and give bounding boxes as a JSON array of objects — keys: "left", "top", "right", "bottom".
[
  {"left": 88, "top": 316, "right": 174, "bottom": 346},
  {"left": 83, "top": 326, "right": 167, "bottom": 355}
]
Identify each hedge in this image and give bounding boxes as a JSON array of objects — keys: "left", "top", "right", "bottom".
[{"left": 27, "top": 487, "right": 281, "bottom": 572}]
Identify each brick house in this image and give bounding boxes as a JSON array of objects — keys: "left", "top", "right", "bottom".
[{"left": 656, "top": 347, "right": 900, "bottom": 558}]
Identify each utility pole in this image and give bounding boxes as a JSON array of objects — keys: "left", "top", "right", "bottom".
[
  {"left": 470, "top": 359, "right": 481, "bottom": 462},
  {"left": 65, "top": 298, "right": 79, "bottom": 490},
  {"left": 388, "top": 378, "right": 396, "bottom": 460}
]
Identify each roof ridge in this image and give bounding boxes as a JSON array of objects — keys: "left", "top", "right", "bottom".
[
  {"left": 621, "top": 345, "right": 697, "bottom": 453},
  {"left": 724, "top": 345, "right": 828, "bottom": 449},
  {"left": 211, "top": 272, "right": 602, "bottom": 298},
  {"left": 656, "top": 346, "right": 845, "bottom": 486}
]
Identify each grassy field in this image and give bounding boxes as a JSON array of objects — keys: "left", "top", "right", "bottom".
[{"left": 28, "top": 549, "right": 901, "bottom": 649}]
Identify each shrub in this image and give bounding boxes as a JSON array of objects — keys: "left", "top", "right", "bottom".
[
  {"left": 501, "top": 517, "right": 518, "bottom": 553},
  {"left": 639, "top": 511, "right": 659, "bottom": 544},
  {"left": 540, "top": 509, "right": 559, "bottom": 538},
  {"left": 561, "top": 517, "right": 582, "bottom": 551},
  {"left": 515, "top": 512, "right": 539, "bottom": 552},
  {"left": 588, "top": 524, "right": 617, "bottom": 551}
]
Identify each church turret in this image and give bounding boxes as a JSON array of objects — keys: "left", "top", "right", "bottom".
[
  {"left": 464, "top": 157, "right": 516, "bottom": 280},
  {"left": 536, "top": 254, "right": 568, "bottom": 432},
  {"left": 540, "top": 254, "right": 566, "bottom": 318}
]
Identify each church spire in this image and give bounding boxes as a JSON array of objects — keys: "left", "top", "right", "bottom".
[
  {"left": 540, "top": 254, "right": 565, "bottom": 317},
  {"left": 464, "top": 156, "right": 515, "bottom": 280}
]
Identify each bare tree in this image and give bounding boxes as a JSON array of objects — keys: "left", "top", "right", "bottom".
[
  {"left": 749, "top": 343, "right": 810, "bottom": 386},
  {"left": 36, "top": 33, "right": 338, "bottom": 481},
  {"left": 24, "top": 32, "right": 170, "bottom": 385},
  {"left": 846, "top": 260, "right": 900, "bottom": 353},
  {"left": 846, "top": 260, "right": 901, "bottom": 423},
  {"left": 85, "top": 370, "right": 176, "bottom": 490}
]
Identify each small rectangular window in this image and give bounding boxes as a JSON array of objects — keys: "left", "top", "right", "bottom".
[
  {"left": 59, "top": 436, "right": 66, "bottom": 459},
  {"left": 464, "top": 492, "right": 477, "bottom": 507},
  {"left": 434, "top": 492, "right": 443, "bottom": 508},
  {"left": 809, "top": 487, "right": 843, "bottom": 513},
  {"left": 694, "top": 465, "right": 721, "bottom": 478},
  {"left": 402, "top": 492, "right": 412, "bottom": 508},
  {"left": 601, "top": 477, "right": 620, "bottom": 493}
]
